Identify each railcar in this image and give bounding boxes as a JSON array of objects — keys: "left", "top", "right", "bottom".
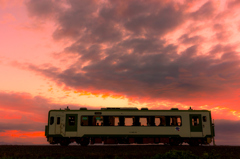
[{"left": 45, "top": 107, "right": 215, "bottom": 146}]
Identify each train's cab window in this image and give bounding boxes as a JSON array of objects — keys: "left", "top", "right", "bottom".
[
  {"left": 81, "top": 116, "right": 88, "bottom": 126},
  {"left": 192, "top": 116, "right": 199, "bottom": 126},
  {"left": 125, "top": 117, "right": 134, "bottom": 126},
  {"left": 140, "top": 117, "right": 147, "bottom": 126},
  {"left": 68, "top": 116, "right": 76, "bottom": 126},
  {"left": 57, "top": 117, "right": 60, "bottom": 125},
  {"left": 50, "top": 116, "right": 54, "bottom": 125},
  {"left": 203, "top": 116, "right": 207, "bottom": 122},
  {"left": 93, "top": 116, "right": 103, "bottom": 126}
]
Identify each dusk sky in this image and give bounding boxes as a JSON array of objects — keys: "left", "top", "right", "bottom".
[{"left": 1, "top": 0, "right": 240, "bottom": 145}]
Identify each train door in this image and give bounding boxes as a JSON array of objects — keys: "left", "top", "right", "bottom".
[
  {"left": 48, "top": 115, "right": 55, "bottom": 134},
  {"left": 55, "top": 115, "right": 64, "bottom": 134},
  {"left": 189, "top": 114, "right": 203, "bottom": 137},
  {"left": 65, "top": 114, "right": 78, "bottom": 132}
]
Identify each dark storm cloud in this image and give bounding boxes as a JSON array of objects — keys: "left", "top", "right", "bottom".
[
  {"left": 178, "top": 34, "right": 204, "bottom": 44},
  {"left": 25, "top": 0, "right": 240, "bottom": 106},
  {"left": 46, "top": 0, "right": 186, "bottom": 41},
  {"left": 228, "top": 0, "right": 240, "bottom": 9},
  {"left": 190, "top": 1, "right": 215, "bottom": 20},
  {"left": 25, "top": 0, "right": 61, "bottom": 19},
  {"left": 123, "top": 3, "right": 185, "bottom": 36},
  {"left": 27, "top": 42, "right": 240, "bottom": 103}
]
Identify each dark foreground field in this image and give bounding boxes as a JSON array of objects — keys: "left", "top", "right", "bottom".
[{"left": 0, "top": 145, "right": 239, "bottom": 159}]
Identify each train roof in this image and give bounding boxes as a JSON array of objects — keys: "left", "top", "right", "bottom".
[{"left": 49, "top": 107, "right": 211, "bottom": 112}]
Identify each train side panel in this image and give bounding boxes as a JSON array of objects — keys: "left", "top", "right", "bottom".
[{"left": 45, "top": 108, "right": 214, "bottom": 146}]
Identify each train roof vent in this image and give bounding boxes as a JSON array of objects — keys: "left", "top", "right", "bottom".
[
  {"left": 80, "top": 107, "right": 87, "bottom": 110},
  {"left": 101, "top": 108, "right": 121, "bottom": 110},
  {"left": 120, "top": 107, "right": 138, "bottom": 110},
  {"left": 171, "top": 108, "right": 179, "bottom": 110},
  {"left": 141, "top": 108, "right": 148, "bottom": 110},
  {"left": 101, "top": 107, "right": 138, "bottom": 110},
  {"left": 65, "top": 106, "right": 70, "bottom": 110}
]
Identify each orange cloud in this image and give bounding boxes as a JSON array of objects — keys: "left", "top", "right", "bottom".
[{"left": 0, "top": 130, "right": 44, "bottom": 138}]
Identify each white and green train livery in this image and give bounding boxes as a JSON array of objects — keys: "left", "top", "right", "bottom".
[{"left": 45, "top": 107, "right": 215, "bottom": 146}]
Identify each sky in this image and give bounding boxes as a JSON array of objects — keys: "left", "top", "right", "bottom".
[{"left": 0, "top": 0, "right": 240, "bottom": 145}]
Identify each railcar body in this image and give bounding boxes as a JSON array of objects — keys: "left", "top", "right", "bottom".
[{"left": 45, "top": 107, "right": 215, "bottom": 146}]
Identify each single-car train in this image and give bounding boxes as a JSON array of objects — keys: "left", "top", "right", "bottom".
[{"left": 45, "top": 107, "right": 215, "bottom": 146}]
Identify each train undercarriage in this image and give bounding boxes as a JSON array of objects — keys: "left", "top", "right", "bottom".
[{"left": 47, "top": 136, "right": 212, "bottom": 146}]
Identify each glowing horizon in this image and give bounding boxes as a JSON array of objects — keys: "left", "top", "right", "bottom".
[{"left": 1, "top": 0, "right": 240, "bottom": 145}]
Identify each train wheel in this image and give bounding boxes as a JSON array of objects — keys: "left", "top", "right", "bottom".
[
  {"left": 170, "top": 141, "right": 179, "bottom": 146},
  {"left": 60, "top": 139, "right": 70, "bottom": 146},
  {"left": 169, "top": 138, "right": 180, "bottom": 146},
  {"left": 80, "top": 138, "right": 89, "bottom": 146},
  {"left": 189, "top": 140, "right": 199, "bottom": 146}
]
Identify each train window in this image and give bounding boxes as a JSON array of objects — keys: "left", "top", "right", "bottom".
[
  {"left": 177, "top": 117, "right": 182, "bottom": 126},
  {"left": 93, "top": 116, "right": 103, "bottom": 126},
  {"left": 68, "top": 116, "right": 75, "bottom": 126},
  {"left": 159, "top": 116, "right": 166, "bottom": 126},
  {"left": 140, "top": 117, "right": 147, "bottom": 126},
  {"left": 125, "top": 117, "right": 134, "bottom": 126},
  {"left": 81, "top": 116, "right": 88, "bottom": 126},
  {"left": 57, "top": 117, "right": 60, "bottom": 125},
  {"left": 170, "top": 117, "right": 175, "bottom": 126},
  {"left": 170, "top": 116, "right": 182, "bottom": 126},
  {"left": 203, "top": 116, "right": 207, "bottom": 122},
  {"left": 155, "top": 118, "right": 160, "bottom": 126},
  {"left": 50, "top": 116, "right": 54, "bottom": 125},
  {"left": 192, "top": 116, "right": 199, "bottom": 126},
  {"left": 119, "top": 116, "right": 125, "bottom": 126},
  {"left": 149, "top": 116, "right": 155, "bottom": 126},
  {"left": 133, "top": 116, "right": 141, "bottom": 126},
  {"left": 114, "top": 117, "right": 119, "bottom": 126},
  {"left": 155, "top": 116, "right": 181, "bottom": 126}
]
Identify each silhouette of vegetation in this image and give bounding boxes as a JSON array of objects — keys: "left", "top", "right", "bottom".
[{"left": 0, "top": 146, "right": 236, "bottom": 159}]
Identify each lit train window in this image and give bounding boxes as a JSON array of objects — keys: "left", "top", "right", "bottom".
[
  {"left": 192, "top": 117, "right": 199, "bottom": 126},
  {"left": 114, "top": 117, "right": 119, "bottom": 126},
  {"left": 81, "top": 116, "right": 88, "bottom": 126},
  {"left": 155, "top": 116, "right": 181, "bottom": 126},
  {"left": 50, "top": 116, "right": 54, "bottom": 125},
  {"left": 203, "top": 116, "right": 207, "bottom": 122},
  {"left": 155, "top": 118, "right": 160, "bottom": 126},
  {"left": 170, "top": 116, "right": 182, "bottom": 126},
  {"left": 155, "top": 116, "right": 166, "bottom": 126},
  {"left": 125, "top": 117, "right": 134, "bottom": 126},
  {"left": 140, "top": 117, "right": 147, "bottom": 126},
  {"left": 68, "top": 116, "right": 75, "bottom": 126},
  {"left": 93, "top": 116, "right": 103, "bottom": 126},
  {"left": 57, "top": 117, "right": 60, "bottom": 125},
  {"left": 108, "top": 116, "right": 115, "bottom": 126},
  {"left": 177, "top": 117, "right": 182, "bottom": 126}
]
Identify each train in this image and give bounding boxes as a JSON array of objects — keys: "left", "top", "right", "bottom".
[{"left": 45, "top": 107, "right": 215, "bottom": 146}]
